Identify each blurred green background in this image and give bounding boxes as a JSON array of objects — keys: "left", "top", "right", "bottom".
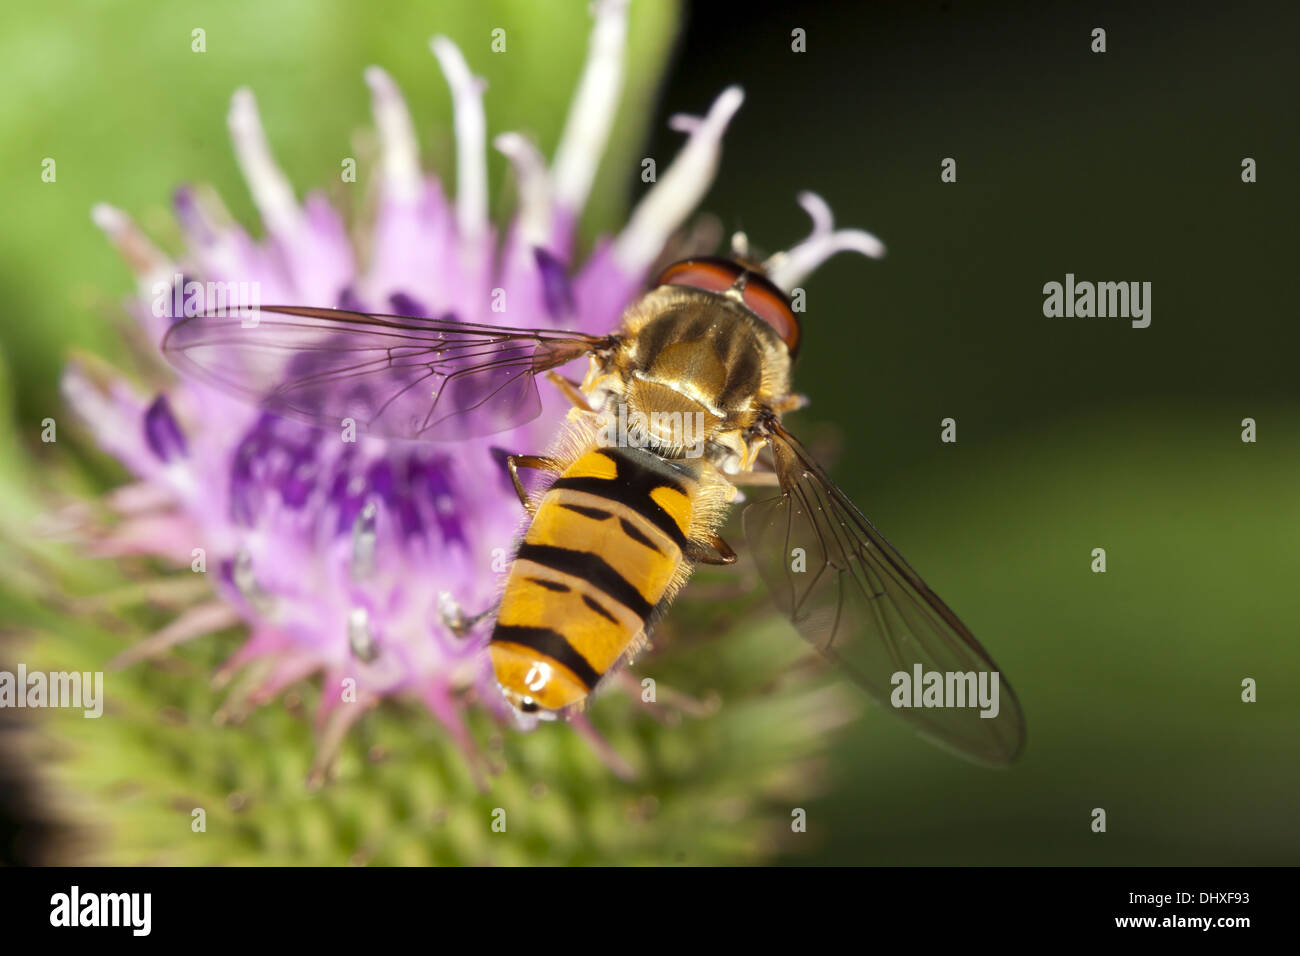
[{"left": 1, "top": 0, "right": 1297, "bottom": 865}]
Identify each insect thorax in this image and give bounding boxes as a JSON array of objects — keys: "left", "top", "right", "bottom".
[{"left": 584, "top": 287, "right": 794, "bottom": 470}]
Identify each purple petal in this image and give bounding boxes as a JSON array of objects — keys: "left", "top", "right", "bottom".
[
  {"left": 533, "top": 248, "right": 575, "bottom": 320},
  {"left": 143, "top": 395, "right": 187, "bottom": 462},
  {"left": 389, "top": 292, "right": 430, "bottom": 318}
]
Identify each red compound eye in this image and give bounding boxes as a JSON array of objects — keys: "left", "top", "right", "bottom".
[{"left": 655, "top": 257, "right": 801, "bottom": 358}]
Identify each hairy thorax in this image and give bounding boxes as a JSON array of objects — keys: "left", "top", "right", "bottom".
[{"left": 582, "top": 286, "right": 794, "bottom": 472}]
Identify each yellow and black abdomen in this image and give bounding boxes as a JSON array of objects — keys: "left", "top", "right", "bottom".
[{"left": 489, "top": 446, "right": 698, "bottom": 712}]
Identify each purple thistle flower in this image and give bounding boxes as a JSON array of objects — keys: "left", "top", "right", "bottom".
[{"left": 64, "top": 0, "right": 883, "bottom": 783}]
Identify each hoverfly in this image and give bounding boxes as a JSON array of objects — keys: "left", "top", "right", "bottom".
[{"left": 163, "top": 253, "right": 1026, "bottom": 765}]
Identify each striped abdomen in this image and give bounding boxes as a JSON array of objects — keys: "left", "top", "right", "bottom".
[{"left": 489, "top": 446, "right": 697, "bottom": 712}]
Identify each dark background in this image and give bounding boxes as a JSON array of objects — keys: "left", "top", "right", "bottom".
[{"left": 650, "top": 0, "right": 1300, "bottom": 864}]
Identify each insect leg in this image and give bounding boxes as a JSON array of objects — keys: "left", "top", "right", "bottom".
[
  {"left": 769, "top": 393, "right": 809, "bottom": 414},
  {"left": 505, "top": 454, "right": 562, "bottom": 516},
  {"left": 437, "top": 591, "right": 498, "bottom": 636},
  {"left": 728, "top": 470, "right": 782, "bottom": 487},
  {"left": 544, "top": 371, "right": 597, "bottom": 412},
  {"left": 686, "top": 533, "right": 738, "bottom": 566}
]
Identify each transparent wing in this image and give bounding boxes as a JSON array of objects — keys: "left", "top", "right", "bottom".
[
  {"left": 742, "top": 418, "right": 1026, "bottom": 765},
  {"left": 162, "top": 306, "right": 614, "bottom": 441}
]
